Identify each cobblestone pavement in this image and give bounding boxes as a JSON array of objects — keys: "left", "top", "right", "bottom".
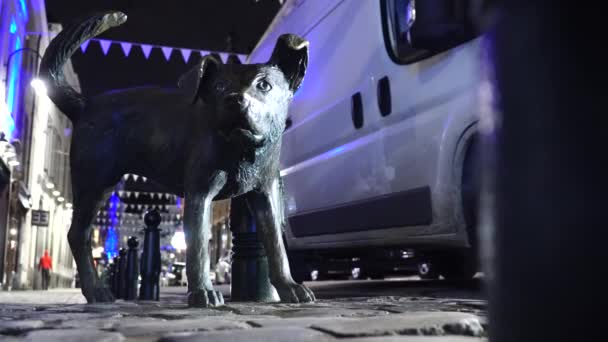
[{"left": 0, "top": 279, "right": 487, "bottom": 341}]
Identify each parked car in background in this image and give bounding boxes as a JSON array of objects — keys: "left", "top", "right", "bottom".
[
  {"left": 215, "top": 255, "right": 232, "bottom": 284},
  {"left": 168, "top": 262, "right": 186, "bottom": 286},
  {"left": 248, "top": 0, "right": 483, "bottom": 282}
]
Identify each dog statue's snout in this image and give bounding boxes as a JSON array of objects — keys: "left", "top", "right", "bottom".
[{"left": 225, "top": 93, "right": 248, "bottom": 109}]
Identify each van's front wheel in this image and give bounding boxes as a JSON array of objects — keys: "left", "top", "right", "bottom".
[{"left": 417, "top": 261, "right": 440, "bottom": 280}]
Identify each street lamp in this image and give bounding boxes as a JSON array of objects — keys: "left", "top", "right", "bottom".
[
  {"left": 171, "top": 231, "right": 186, "bottom": 251},
  {"left": 3, "top": 47, "right": 44, "bottom": 131}
]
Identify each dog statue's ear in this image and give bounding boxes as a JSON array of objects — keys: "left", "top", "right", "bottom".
[
  {"left": 269, "top": 34, "right": 309, "bottom": 92},
  {"left": 178, "top": 55, "right": 222, "bottom": 104}
]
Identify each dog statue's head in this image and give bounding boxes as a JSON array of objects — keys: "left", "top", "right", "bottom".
[{"left": 179, "top": 34, "right": 308, "bottom": 148}]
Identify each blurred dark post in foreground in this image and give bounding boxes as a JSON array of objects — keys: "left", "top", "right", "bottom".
[{"left": 483, "top": 1, "right": 604, "bottom": 341}]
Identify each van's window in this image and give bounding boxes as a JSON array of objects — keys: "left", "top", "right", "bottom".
[{"left": 381, "top": 0, "right": 481, "bottom": 64}]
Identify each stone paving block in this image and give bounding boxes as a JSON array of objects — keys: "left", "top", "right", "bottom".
[
  {"left": 144, "top": 308, "right": 229, "bottom": 320},
  {"left": 341, "top": 337, "right": 487, "bottom": 342},
  {"left": 0, "top": 320, "right": 44, "bottom": 334},
  {"left": 274, "top": 308, "right": 390, "bottom": 319},
  {"left": 158, "top": 326, "right": 333, "bottom": 342},
  {"left": 29, "top": 312, "right": 122, "bottom": 323},
  {"left": 24, "top": 329, "right": 125, "bottom": 342},
  {"left": 58, "top": 316, "right": 125, "bottom": 330},
  {"left": 248, "top": 316, "right": 353, "bottom": 328},
  {"left": 224, "top": 303, "right": 289, "bottom": 316},
  {"left": 111, "top": 317, "right": 250, "bottom": 337},
  {"left": 311, "top": 312, "right": 485, "bottom": 338}
]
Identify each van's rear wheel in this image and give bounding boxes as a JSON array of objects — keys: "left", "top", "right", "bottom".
[
  {"left": 439, "top": 253, "right": 477, "bottom": 280},
  {"left": 288, "top": 252, "right": 312, "bottom": 284}
]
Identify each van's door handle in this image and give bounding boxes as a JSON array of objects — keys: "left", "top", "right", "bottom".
[{"left": 285, "top": 117, "right": 293, "bottom": 131}]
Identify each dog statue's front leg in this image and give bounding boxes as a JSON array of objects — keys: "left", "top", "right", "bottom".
[
  {"left": 183, "top": 188, "right": 225, "bottom": 308},
  {"left": 247, "top": 177, "right": 315, "bottom": 303}
]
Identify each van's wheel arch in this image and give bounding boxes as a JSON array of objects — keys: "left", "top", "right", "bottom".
[
  {"left": 437, "top": 134, "right": 481, "bottom": 280},
  {"left": 461, "top": 134, "right": 481, "bottom": 249}
]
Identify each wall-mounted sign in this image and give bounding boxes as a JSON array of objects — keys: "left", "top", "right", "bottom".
[{"left": 31, "top": 210, "right": 49, "bottom": 227}]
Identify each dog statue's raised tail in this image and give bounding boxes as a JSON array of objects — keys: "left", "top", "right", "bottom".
[{"left": 40, "top": 11, "right": 127, "bottom": 122}]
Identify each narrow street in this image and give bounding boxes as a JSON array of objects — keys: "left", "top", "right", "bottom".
[{"left": 0, "top": 278, "right": 487, "bottom": 341}]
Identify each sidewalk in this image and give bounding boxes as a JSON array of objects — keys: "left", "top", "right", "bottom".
[{"left": 0, "top": 287, "right": 487, "bottom": 341}]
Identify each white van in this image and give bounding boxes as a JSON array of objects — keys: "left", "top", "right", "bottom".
[{"left": 248, "top": 0, "right": 483, "bottom": 281}]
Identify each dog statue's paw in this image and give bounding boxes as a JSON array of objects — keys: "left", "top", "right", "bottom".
[
  {"left": 187, "top": 288, "right": 225, "bottom": 308},
  {"left": 275, "top": 281, "right": 315, "bottom": 303},
  {"left": 93, "top": 286, "right": 115, "bottom": 303}
]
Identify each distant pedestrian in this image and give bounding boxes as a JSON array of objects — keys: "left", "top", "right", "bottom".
[{"left": 38, "top": 250, "right": 53, "bottom": 290}]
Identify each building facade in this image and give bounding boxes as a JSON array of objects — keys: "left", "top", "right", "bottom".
[{"left": 1, "top": 0, "right": 78, "bottom": 290}]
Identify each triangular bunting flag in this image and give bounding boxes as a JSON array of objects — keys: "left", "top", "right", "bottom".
[
  {"left": 219, "top": 52, "right": 229, "bottom": 63},
  {"left": 118, "top": 191, "right": 124, "bottom": 197},
  {"left": 237, "top": 54, "right": 246, "bottom": 64},
  {"left": 198, "top": 50, "right": 208, "bottom": 57},
  {"left": 142, "top": 176, "right": 147, "bottom": 182},
  {"left": 123, "top": 174, "right": 129, "bottom": 181},
  {"left": 134, "top": 192, "right": 140, "bottom": 199},
  {"left": 133, "top": 175, "right": 140, "bottom": 182},
  {"left": 180, "top": 48, "right": 192, "bottom": 63},
  {"left": 126, "top": 191, "right": 132, "bottom": 198},
  {"left": 137, "top": 204, "right": 143, "bottom": 210},
  {"left": 141, "top": 44, "right": 153, "bottom": 59},
  {"left": 81, "top": 40, "right": 90, "bottom": 53},
  {"left": 120, "top": 42, "right": 132, "bottom": 57},
  {"left": 99, "top": 39, "right": 112, "bottom": 55},
  {"left": 161, "top": 47, "right": 173, "bottom": 61}
]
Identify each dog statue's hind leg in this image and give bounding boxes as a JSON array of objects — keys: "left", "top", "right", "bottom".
[
  {"left": 184, "top": 172, "right": 226, "bottom": 307},
  {"left": 246, "top": 177, "right": 315, "bottom": 303},
  {"left": 68, "top": 188, "right": 114, "bottom": 303}
]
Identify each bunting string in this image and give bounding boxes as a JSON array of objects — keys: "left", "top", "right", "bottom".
[{"left": 81, "top": 38, "right": 245, "bottom": 64}]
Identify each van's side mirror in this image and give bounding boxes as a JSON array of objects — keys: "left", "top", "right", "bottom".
[{"left": 402, "top": 0, "right": 471, "bottom": 52}]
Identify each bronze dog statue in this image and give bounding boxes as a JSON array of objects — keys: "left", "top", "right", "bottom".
[{"left": 40, "top": 11, "right": 314, "bottom": 307}]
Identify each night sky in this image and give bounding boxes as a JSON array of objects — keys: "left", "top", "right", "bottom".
[{"left": 45, "top": 0, "right": 282, "bottom": 96}]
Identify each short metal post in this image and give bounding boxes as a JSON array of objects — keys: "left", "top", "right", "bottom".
[
  {"left": 125, "top": 237, "right": 139, "bottom": 300},
  {"left": 117, "top": 248, "right": 127, "bottom": 299},
  {"left": 112, "top": 255, "right": 122, "bottom": 298},
  {"left": 230, "top": 196, "right": 278, "bottom": 302},
  {"left": 139, "top": 209, "right": 161, "bottom": 301},
  {"left": 108, "top": 261, "right": 116, "bottom": 296}
]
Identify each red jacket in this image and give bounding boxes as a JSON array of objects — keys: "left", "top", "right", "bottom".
[{"left": 39, "top": 251, "right": 52, "bottom": 270}]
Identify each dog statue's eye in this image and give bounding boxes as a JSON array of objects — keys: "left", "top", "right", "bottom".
[
  {"left": 215, "top": 81, "right": 228, "bottom": 92},
  {"left": 256, "top": 79, "right": 272, "bottom": 92}
]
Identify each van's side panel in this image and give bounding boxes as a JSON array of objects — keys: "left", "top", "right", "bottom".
[{"left": 249, "top": 0, "right": 480, "bottom": 250}]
